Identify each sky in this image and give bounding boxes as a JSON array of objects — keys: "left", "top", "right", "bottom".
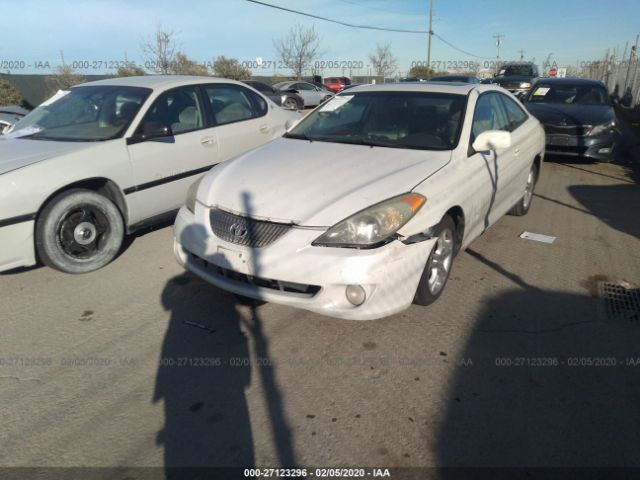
[{"left": 1, "top": 0, "right": 639, "bottom": 77}]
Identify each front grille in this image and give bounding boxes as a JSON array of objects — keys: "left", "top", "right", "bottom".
[
  {"left": 545, "top": 124, "right": 592, "bottom": 136},
  {"left": 210, "top": 208, "right": 292, "bottom": 248},
  {"left": 546, "top": 145, "right": 589, "bottom": 154},
  {"left": 190, "top": 253, "right": 321, "bottom": 296}
]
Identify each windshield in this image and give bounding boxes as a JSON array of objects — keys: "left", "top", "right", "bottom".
[
  {"left": 527, "top": 84, "right": 609, "bottom": 105},
  {"left": 501, "top": 65, "right": 534, "bottom": 76},
  {"left": 7, "top": 85, "right": 151, "bottom": 141},
  {"left": 286, "top": 91, "right": 466, "bottom": 150}
]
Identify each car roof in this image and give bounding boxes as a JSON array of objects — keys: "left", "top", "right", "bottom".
[
  {"left": 534, "top": 77, "right": 606, "bottom": 87},
  {"left": 343, "top": 82, "right": 497, "bottom": 95},
  {"left": 74, "top": 75, "right": 247, "bottom": 90}
]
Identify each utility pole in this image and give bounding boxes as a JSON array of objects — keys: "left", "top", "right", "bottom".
[
  {"left": 624, "top": 34, "right": 639, "bottom": 91},
  {"left": 493, "top": 34, "right": 504, "bottom": 74},
  {"left": 517, "top": 49, "right": 525, "bottom": 61},
  {"left": 427, "top": 0, "right": 433, "bottom": 74}
]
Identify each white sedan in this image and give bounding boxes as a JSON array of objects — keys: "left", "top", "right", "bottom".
[
  {"left": 0, "top": 76, "right": 300, "bottom": 273},
  {"left": 174, "top": 83, "right": 545, "bottom": 320}
]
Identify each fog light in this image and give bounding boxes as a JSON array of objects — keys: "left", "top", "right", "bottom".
[
  {"left": 598, "top": 147, "right": 611, "bottom": 154},
  {"left": 345, "top": 285, "right": 366, "bottom": 306}
]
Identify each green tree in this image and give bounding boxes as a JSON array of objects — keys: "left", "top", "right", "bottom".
[
  {"left": 169, "top": 52, "right": 209, "bottom": 76},
  {"left": 212, "top": 56, "right": 252, "bottom": 80},
  {"left": 408, "top": 65, "right": 435, "bottom": 79},
  {"left": 0, "top": 78, "right": 22, "bottom": 106},
  {"left": 115, "top": 65, "right": 147, "bottom": 77}
]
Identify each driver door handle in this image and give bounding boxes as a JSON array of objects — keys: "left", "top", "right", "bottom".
[
  {"left": 259, "top": 124, "right": 270, "bottom": 133},
  {"left": 200, "top": 136, "right": 216, "bottom": 146},
  {"left": 514, "top": 148, "right": 520, "bottom": 155}
]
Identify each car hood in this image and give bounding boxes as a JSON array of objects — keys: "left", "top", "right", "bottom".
[
  {"left": 0, "top": 137, "right": 95, "bottom": 175},
  {"left": 524, "top": 103, "right": 615, "bottom": 126},
  {"left": 200, "top": 138, "right": 451, "bottom": 227}
]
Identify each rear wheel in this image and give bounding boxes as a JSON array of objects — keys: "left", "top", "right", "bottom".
[
  {"left": 508, "top": 163, "right": 538, "bottom": 216},
  {"left": 283, "top": 97, "right": 298, "bottom": 110},
  {"left": 35, "top": 189, "right": 124, "bottom": 274},
  {"left": 414, "top": 215, "right": 456, "bottom": 306}
]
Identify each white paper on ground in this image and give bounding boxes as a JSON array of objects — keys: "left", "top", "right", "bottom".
[{"left": 520, "top": 231, "right": 556, "bottom": 244}]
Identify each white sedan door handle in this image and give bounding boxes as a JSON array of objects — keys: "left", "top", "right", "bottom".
[
  {"left": 514, "top": 148, "right": 520, "bottom": 155},
  {"left": 200, "top": 136, "right": 216, "bottom": 146},
  {"left": 259, "top": 124, "right": 270, "bottom": 133}
]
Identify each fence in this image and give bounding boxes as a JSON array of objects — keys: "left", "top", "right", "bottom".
[{"left": 582, "top": 46, "right": 640, "bottom": 107}]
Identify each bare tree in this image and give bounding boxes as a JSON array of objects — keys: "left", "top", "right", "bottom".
[
  {"left": 274, "top": 24, "right": 321, "bottom": 79},
  {"left": 142, "top": 25, "right": 178, "bottom": 74},
  {"left": 212, "top": 56, "right": 251, "bottom": 80},
  {"left": 368, "top": 43, "right": 398, "bottom": 78},
  {"left": 170, "top": 52, "right": 209, "bottom": 76},
  {"left": 46, "top": 64, "right": 84, "bottom": 96}
]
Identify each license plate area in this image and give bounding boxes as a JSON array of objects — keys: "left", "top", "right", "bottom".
[{"left": 546, "top": 135, "right": 570, "bottom": 146}]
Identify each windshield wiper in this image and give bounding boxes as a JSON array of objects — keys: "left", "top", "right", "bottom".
[{"left": 283, "top": 131, "right": 315, "bottom": 142}]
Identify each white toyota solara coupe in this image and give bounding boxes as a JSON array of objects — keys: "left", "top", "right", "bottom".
[
  {"left": 174, "top": 82, "right": 545, "bottom": 320},
  {"left": 0, "top": 76, "right": 300, "bottom": 273}
]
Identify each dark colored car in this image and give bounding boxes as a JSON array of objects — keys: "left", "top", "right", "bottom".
[
  {"left": 491, "top": 62, "right": 540, "bottom": 96},
  {"left": 243, "top": 80, "right": 303, "bottom": 110},
  {"left": 429, "top": 75, "right": 480, "bottom": 84},
  {"left": 0, "top": 106, "right": 29, "bottom": 134},
  {"left": 324, "top": 77, "right": 351, "bottom": 93},
  {"left": 523, "top": 78, "right": 620, "bottom": 162}
]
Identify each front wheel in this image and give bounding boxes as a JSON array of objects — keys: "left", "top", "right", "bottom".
[
  {"left": 508, "top": 163, "right": 538, "bottom": 216},
  {"left": 35, "top": 189, "right": 124, "bottom": 273},
  {"left": 414, "top": 215, "right": 456, "bottom": 306}
]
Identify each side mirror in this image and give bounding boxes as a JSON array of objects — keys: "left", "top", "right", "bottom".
[
  {"left": 127, "top": 121, "right": 173, "bottom": 145},
  {"left": 472, "top": 130, "right": 511, "bottom": 152},
  {"left": 142, "top": 121, "right": 173, "bottom": 139},
  {"left": 285, "top": 118, "right": 301, "bottom": 131}
]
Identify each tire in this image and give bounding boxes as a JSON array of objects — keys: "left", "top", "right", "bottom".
[
  {"left": 508, "top": 163, "right": 538, "bottom": 216},
  {"left": 283, "top": 97, "right": 298, "bottom": 110},
  {"left": 414, "top": 215, "right": 456, "bottom": 306},
  {"left": 35, "top": 189, "right": 124, "bottom": 274}
]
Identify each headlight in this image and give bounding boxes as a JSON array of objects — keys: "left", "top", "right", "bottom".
[
  {"left": 312, "top": 193, "right": 426, "bottom": 248},
  {"left": 281, "top": 94, "right": 288, "bottom": 105},
  {"left": 589, "top": 120, "right": 616, "bottom": 136},
  {"left": 185, "top": 177, "right": 203, "bottom": 213},
  {"left": 520, "top": 82, "right": 531, "bottom": 89}
]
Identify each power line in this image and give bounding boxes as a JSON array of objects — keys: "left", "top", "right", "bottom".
[
  {"left": 245, "top": 0, "right": 429, "bottom": 33},
  {"left": 245, "top": 0, "right": 493, "bottom": 59}
]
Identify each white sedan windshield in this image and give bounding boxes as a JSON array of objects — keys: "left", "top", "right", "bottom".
[
  {"left": 9, "top": 85, "right": 151, "bottom": 142},
  {"left": 287, "top": 91, "right": 467, "bottom": 150}
]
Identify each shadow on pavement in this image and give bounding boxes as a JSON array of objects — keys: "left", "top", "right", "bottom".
[
  {"left": 154, "top": 193, "right": 297, "bottom": 478},
  {"left": 569, "top": 183, "right": 640, "bottom": 239},
  {"left": 436, "top": 250, "right": 640, "bottom": 473}
]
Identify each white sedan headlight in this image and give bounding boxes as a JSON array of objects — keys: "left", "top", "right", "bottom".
[
  {"left": 312, "top": 193, "right": 426, "bottom": 248},
  {"left": 520, "top": 82, "right": 532, "bottom": 89},
  {"left": 589, "top": 120, "right": 616, "bottom": 136},
  {"left": 185, "top": 177, "right": 204, "bottom": 213}
]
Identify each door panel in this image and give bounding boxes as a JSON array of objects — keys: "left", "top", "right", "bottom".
[
  {"left": 469, "top": 92, "right": 516, "bottom": 229},
  {"left": 125, "top": 85, "right": 219, "bottom": 224},
  {"left": 202, "top": 84, "right": 273, "bottom": 161}
]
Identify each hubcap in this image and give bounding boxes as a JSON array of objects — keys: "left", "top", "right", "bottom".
[
  {"left": 522, "top": 169, "right": 535, "bottom": 209},
  {"left": 57, "top": 206, "right": 109, "bottom": 259},
  {"left": 73, "top": 222, "right": 97, "bottom": 245},
  {"left": 427, "top": 228, "right": 454, "bottom": 295}
]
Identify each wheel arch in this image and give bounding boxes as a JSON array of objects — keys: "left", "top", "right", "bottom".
[
  {"left": 37, "top": 178, "right": 128, "bottom": 225},
  {"left": 444, "top": 205, "right": 465, "bottom": 254},
  {"left": 533, "top": 154, "right": 542, "bottom": 183}
]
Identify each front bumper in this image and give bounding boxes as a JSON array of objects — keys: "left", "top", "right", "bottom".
[
  {"left": 544, "top": 131, "right": 620, "bottom": 162},
  {"left": 173, "top": 206, "right": 435, "bottom": 320},
  {"left": 0, "top": 220, "right": 36, "bottom": 272}
]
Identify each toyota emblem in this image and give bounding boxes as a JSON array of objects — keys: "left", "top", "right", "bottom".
[{"left": 230, "top": 223, "right": 248, "bottom": 238}]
